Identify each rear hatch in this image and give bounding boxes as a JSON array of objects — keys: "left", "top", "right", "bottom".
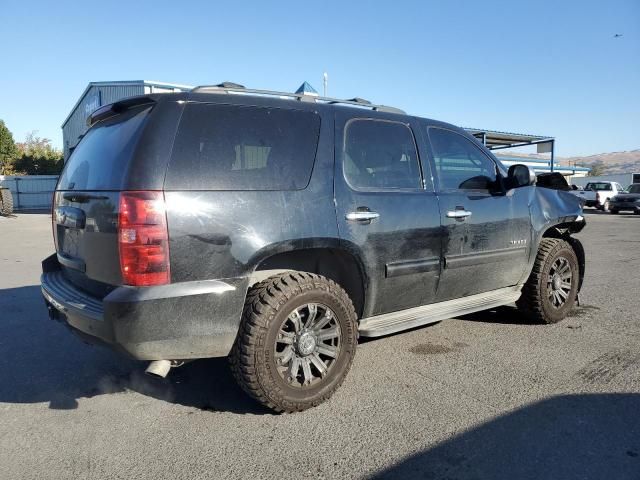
[{"left": 53, "top": 98, "right": 175, "bottom": 297}]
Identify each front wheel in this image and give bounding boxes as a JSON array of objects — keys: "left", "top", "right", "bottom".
[
  {"left": 517, "top": 238, "right": 579, "bottom": 324},
  {"left": 229, "top": 272, "right": 358, "bottom": 413}
]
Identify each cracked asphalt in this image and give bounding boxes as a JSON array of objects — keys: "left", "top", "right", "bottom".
[{"left": 0, "top": 210, "right": 638, "bottom": 479}]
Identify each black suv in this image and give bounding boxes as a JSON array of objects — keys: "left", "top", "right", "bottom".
[{"left": 42, "top": 84, "right": 586, "bottom": 412}]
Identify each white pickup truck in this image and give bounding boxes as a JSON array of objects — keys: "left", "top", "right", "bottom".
[{"left": 571, "top": 181, "right": 626, "bottom": 211}]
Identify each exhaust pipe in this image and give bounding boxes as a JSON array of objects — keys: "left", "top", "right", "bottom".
[{"left": 145, "top": 360, "right": 173, "bottom": 378}]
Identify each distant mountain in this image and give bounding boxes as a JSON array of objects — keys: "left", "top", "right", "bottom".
[{"left": 561, "top": 150, "right": 640, "bottom": 174}]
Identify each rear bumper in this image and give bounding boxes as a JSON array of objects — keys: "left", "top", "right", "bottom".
[{"left": 41, "top": 254, "right": 249, "bottom": 360}]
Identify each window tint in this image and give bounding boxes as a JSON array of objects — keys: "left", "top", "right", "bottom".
[
  {"left": 586, "top": 182, "right": 612, "bottom": 191},
  {"left": 57, "top": 106, "right": 151, "bottom": 191},
  {"left": 167, "top": 104, "right": 320, "bottom": 190},
  {"left": 343, "top": 120, "right": 421, "bottom": 190},
  {"left": 428, "top": 128, "right": 498, "bottom": 191}
]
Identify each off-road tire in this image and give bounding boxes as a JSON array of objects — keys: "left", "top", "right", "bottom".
[
  {"left": 0, "top": 189, "right": 13, "bottom": 216},
  {"left": 229, "top": 272, "right": 358, "bottom": 413},
  {"left": 516, "top": 238, "right": 579, "bottom": 324}
]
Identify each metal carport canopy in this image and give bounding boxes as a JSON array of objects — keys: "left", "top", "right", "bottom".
[{"left": 464, "top": 128, "right": 554, "bottom": 151}]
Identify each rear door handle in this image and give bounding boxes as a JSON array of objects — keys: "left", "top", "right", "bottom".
[
  {"left": 346, "top": 211, "right": 380, "bottom": 222},
  {"left": 446, "top": 210, "right": 472, "bottom": 219}
]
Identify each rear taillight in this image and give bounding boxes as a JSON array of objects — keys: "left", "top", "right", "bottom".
[
  {"left": 51, "top": 192, "right": 57, "bottom": 251},
  {"left": 118, "top": 191, "right": 170, "bottom": 286}
]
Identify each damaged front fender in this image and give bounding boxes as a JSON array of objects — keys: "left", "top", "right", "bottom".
[{"left": 527, "top": 186, "right": 586, "bottom": 293}]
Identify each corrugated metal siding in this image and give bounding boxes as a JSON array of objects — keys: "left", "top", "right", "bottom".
[
  {"left": 0, "top": 175, "right": 58, "bottom": 210},
  {"left": 62, "top": 84, "right": 145, "bottom": 159}
]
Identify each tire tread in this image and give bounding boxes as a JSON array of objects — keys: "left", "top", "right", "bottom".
[{"left": 229, "top": 271, "right": 357, "bottom": 413}]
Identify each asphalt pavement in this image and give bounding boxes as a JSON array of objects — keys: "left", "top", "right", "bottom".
[{"left": 0, "top": 210, "right": 638, "bottom": 479}]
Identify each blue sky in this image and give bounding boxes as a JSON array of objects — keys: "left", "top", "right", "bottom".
[{"left": 1, "top": 0, "right": 638, "bottom": 157}]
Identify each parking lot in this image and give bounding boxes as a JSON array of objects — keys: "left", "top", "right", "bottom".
[{"left": 0, "top": 210, "right": 638, "bottom": 479}]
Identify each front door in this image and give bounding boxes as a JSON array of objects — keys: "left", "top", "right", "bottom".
[
  {"left": 334, "top": 113, "right": 442, "bottom": 318},
  {"left": 425, "top": 126, "right": 532, "bottom": 301}
]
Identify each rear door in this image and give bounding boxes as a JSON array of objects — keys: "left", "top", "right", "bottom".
[
  {"left": 334, "top": 112, "right": 442, "bottom": 317},
  {"left": 53, "top": 101, "right": 168, "bottom": 296},
  {"left": 425, "top": 126, "right": 531, "bottom": 301}
]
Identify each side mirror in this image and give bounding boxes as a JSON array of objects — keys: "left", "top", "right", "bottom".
[{"left": 507, "top": 164, "right": 536, "bottom": 188}]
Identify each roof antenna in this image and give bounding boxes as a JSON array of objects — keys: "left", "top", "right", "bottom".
[{"left": 323, "top": 72, "right": 328, "bottom": 97}]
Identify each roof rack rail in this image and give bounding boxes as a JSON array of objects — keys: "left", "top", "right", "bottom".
[{"left": 190, "top": 84, "right": 405, "bottom": 114}]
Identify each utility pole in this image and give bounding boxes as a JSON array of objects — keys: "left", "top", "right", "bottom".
[{"left": 323, "top": 72, "right": 328, "bottom": 97}]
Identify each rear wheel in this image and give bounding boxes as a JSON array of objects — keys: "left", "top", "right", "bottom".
[
  {"left": 517, "top": 238, "right": 579, "bottom": 324},
  {"left": 0, "top": 188, "right": 13, "bottom": 216},
  {"left": 603, "top": 200, "right": 610, "bottom": 212},
  {"left": 229, "top": 272, "right": 358, "bottom": 413}
]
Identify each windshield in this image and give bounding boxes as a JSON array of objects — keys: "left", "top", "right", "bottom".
[
  {"left": 628, "top": 184, "right": 640, "bottom": 194},
  {"left": 585, "top": 182, "right": 612, "bottom": 191},
  {"left": 57, "top": 106, "right": 151, "bottom": 191}
]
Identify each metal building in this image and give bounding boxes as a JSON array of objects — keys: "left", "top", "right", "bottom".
[{"left": 61, "top": 80, "right": 193, "bottom": 160}]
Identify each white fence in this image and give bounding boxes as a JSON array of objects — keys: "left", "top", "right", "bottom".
[{"left": 0, "top": 175, "right": 58, "bottom": 210}]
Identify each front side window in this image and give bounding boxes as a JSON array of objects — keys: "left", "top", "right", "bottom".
[
  {"left": 167, "top": 104, "right": 321, "bottom": 190},
  {"left": 428, "top": 127, "right": 498, "bottom": 191},
  {"left": 343, "top": 119, "right": 422, "bottom": 190}
]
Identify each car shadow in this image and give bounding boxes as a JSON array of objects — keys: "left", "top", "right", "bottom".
[
  {"left": 371, "top": 393, "right": 640, "bottom": 480},
  {"left": 0, "top": 285, "right": 270, "bottom": 415},
  {"left": 457, "top": 305, "right": 540, "bottom": 325}
]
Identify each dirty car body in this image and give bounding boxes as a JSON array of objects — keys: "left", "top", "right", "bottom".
[{"left": 41, "top": 86, "right": 586, "bottom": 411}]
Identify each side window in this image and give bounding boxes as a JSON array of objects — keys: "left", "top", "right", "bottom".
[
  {"left": 167, "top": 104, "right": 321, "bottom": 190},
  {"left": 428, "top": 127, "right": 498, "bottom": 191},
  {"left": 343, "top": 119, "right": 422, "bottom": 190}
]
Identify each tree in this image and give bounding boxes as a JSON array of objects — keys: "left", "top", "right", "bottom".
[
  {"left": 0, "top": 120, "right": 18, "bottom": 175},
  {"left": 587, "top": 160, "right": 606, "bottom": 177},
  {"left": 14, "top": 132, "right": 64, "bottom": 175}
]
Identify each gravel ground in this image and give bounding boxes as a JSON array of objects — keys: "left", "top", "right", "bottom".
[{"left": 0, "top": 210, "right": 638, "bottom": 479}]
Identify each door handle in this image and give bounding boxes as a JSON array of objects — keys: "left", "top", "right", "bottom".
[
  {"left": 346, "top": 211, "right": 380, "bottom": 222},
  {"left": 446, "top": 209, "right": 472, "bottom": 219}
]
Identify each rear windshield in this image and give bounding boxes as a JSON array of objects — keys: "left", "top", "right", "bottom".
[
  {"left": 166, "top": 103, "right": 321, "bottom": 190},
  {"left": 57, "top": 106, "right": 151, "bottom": 191},
  {"left": 585, "top": 182, "right": 612, "bottom": 191}
]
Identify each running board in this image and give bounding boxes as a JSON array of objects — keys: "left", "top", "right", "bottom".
[{"left": 358, "top": 286, "right": 522, "bottom": 337}]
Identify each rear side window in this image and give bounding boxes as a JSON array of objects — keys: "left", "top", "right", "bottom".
[
  {"left": 57, "top": 106, "right": 151, "bottom": 191},
  {"left": 343, "top": 119, "right": 422, "bottom": 190},
  {"left": 166, "top": 104, "right": 321, "bottom": 190}
]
